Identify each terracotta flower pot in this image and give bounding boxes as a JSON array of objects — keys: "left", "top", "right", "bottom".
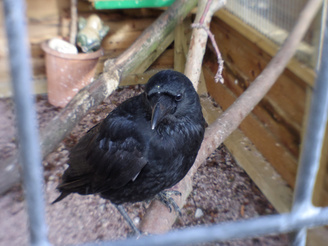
[{"left": 41, "top": 40, "right": 103, "bottom": 108}]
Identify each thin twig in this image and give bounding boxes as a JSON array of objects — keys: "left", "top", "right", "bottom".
[
  {"left": 191, "top": 23, "right": 224, "bottom": 83},
  {"left": 199, "top": 0, "right": 213, "bottom": 24},
  {"left": 184, "top": 0, "right": 226, "bottom": 89},
  {"left": 191, "top": 0, "right": 224, "bottom": 83}
]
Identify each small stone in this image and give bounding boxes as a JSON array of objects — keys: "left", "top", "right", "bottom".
[
  {"left": 133, "top": 217, "right": 140, "bottom": 225},
  {"left": 48, "top": 175, "right": 56, "bottom": 181},
  {"left": 195, "top": 208, "right": 204, "bottom": 219},
  {"left": 99, "top": 203, "right": 106, "bottom": 212}
]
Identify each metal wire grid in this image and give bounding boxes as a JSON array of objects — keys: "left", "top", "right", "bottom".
[
  {"left": 225, "top": 0, "right": 307, "bottom": 38},
  {"left": 3, "top": 0, "right": 328, "bottom": 245},
  {"left": 225, "top": 0, "right": 318, "bottom": 67}
]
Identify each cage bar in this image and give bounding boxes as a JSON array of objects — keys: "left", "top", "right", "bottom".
[
  {"left": 2, "top": 0, "right": 328, "bottom": 246},
  {"left": 2, "top": 0, "right": 50, "bottom": 245}
]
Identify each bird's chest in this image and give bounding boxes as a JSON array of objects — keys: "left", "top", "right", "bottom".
[
  {"left": 146, "top": 129, "right": 191, "bottom": 175},
  {"left": 148, "top": 126, "right": 184, "bottom": 157}
]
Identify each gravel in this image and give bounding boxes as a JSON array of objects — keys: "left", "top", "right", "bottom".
[{"left": 0, "top": 85, "right": 288, "bottom": 245}]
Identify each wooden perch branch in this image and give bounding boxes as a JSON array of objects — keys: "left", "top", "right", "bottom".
[
  {"left": 184, "top": 0, "right": 226, "bottom": 89},
  {"left": 140, "top": 0, "right": 323, "bottom": 234},
  {"left": 0, "top": 0, "right": 198, "bottom": 195}
]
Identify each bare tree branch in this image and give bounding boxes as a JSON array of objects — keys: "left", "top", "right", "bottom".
[
  {"left": 184, "top": 0, "right": 226, "bottom": 89},
  {"left": 192, "top": 22, "right": 224, "bottom": 83}
]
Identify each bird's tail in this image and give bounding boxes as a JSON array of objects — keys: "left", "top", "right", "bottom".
[
  {"left": 51, "top": 177, "right": 93, "bottom": 204},
  {"left": 51, "top": 191, "right": 70, "bottom": 204}
]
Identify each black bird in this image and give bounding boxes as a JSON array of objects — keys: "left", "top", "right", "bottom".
[{"left": 53, "top": 70, "right": 205, "bottom": 233}]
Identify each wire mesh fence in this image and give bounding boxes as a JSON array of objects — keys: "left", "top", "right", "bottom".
[
  {"left": 225, "top": 0, "right": 321, "bottom": 67},
  {"left": 2, "top": 0, "right": 328, "bottom": 245}
]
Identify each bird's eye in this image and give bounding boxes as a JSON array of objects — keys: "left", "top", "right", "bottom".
[{"left": 175, "top": 93, "right": 183, "bottom": 102}]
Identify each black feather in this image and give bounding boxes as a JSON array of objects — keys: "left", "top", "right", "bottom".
[{"left": 53, "top": 70, "right": 206, "bottom": 205}]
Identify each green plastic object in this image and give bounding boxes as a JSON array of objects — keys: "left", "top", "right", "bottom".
[{"left": 93, "top": 0, "right": 175, "bottom": 9}]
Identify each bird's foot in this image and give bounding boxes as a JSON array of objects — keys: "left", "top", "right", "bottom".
[
  {"left": 115, "top": 204, "right": 141, "bottom": 237},
  {"left": 155, "top": 190, "right": 182, "bottom": 216}
]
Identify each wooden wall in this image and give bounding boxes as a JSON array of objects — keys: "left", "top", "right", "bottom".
[
  {"left": 0, "top": 0, "right": 163, "bottom": 97},
  {"left": 1, "top": 1, "right": 328, "bottom": 244},
  {"left": 0, "top": 0, "right": 71, "bottom": 97},
  {"left": 204, "top": 9, "right": 328, "bottom": 245},
  {"left": 206, "top": 13, "right": 301, "bottom": 190},
  {"left": 205, "top": 9, "right": 328, "bottom": 212}
]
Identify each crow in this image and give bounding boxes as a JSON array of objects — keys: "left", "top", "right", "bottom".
[{"left": 53, "top": 70, "right": 205, "bottom": 233}]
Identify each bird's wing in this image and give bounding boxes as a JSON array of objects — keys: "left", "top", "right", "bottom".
[
  {"left": 59, "top": 94, "right": 150, "bottom": 196},
  {"left": 84, "top": 112, "right": 149, "bottom": 192},
  {"left": 56, "top": 124, "right": 101, "bottom": 194}
]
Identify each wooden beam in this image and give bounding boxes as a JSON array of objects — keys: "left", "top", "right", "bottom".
[
  {"left": 174, "top": 21, "right": 187, "bottom": 73},
  {"left": 209, "top": 17, "right": 307, "bottom": 130},
  {"left": 204, "top": 66, "right": 298, "bottom": 188},
  {"left": 201, "top": 96, "right": 293, "bottom": 213},
  {"left": 214, "top": 9, "right": 316, "bottom": 87},
  {"left": 207, "top": 15, "right": 309, "bottom": 160},
  {"left": 307, "top": 227, "right": 328, "bottom": 246},
  {"left": 214, "top": 60, "right": 303, "bottom": 159}
]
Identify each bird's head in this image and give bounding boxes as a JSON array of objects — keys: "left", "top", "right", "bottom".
[{"left": 144, "top": 70, "right": 203, "bottom": 130}]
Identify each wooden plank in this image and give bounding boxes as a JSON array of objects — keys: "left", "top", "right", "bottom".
[
  {"left": 210, "top": 17, "right": 307, "bottom": 129},
  {"left": 173, "top": 15, "right": 192, "bottom": 69},
  {"left": 26, "top": 0, "right": 70, "bottom": 43},
  {"left": 102, "top": 31, "right": 144, "bottom": 50},
  {"left": 26, "top": 0, "right": 69, "bottom": 20},
  {"left": 0, "top": 0, "right": 70, "bottom": 96},
  {"left": 28, "top": 23, "right": 68, "bottom": 44},
  {"left": 204, "top": 66, "right": 297, "bottom": 188},
  {"left": 174, "top": 22, "right": 186, "bottom": 73},
  {"left": 131, "top": 33, "right": 174, "bottom": 74},
  {"left": 214, "top": 9, "right": 316, "bottom": 87},
  {"left": 102, "top": 17, "right": 155, "bottom": 33},
  {"left": 201, "top": 95, "right": 293, "bottom": 213},
  {"left": 99, "top": 18, "right": 157, "bottom": 51},
  {"left": 225, "top": 128, "right": 293, "bottom": 213},
  {"left": 207, "top": 16, "right": 309, "bottom": 159},
  {"left": 173, "top": 16, "right": 208, "bottom": 95},
  {"left": 0, "top": 77, "right": 47, "bottom": 98},
  {"left": 307, "top": 227, "right": 328, "bottom": 246},
  {"left": 120, "top": 70, "right": 158, "bottom": 87},
  {"left": 313, "top": 121, "right": 328, "bottom": 206},
  {"left": 207, "top": 56, "right": 302, "bottom": 159},
  {"left": 148, "top": 49, "right": 174, "bottom": 69}
]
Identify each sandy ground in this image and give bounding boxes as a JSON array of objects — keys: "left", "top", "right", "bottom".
[{"left": 0, "top": 85, "right": 288, "bottom": 246}]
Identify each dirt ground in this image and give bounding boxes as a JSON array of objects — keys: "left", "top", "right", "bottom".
[{"left": 0, "top": 85, "right": 289, "bottom": 246}]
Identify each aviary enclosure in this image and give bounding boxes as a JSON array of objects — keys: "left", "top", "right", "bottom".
[{"left": 0, "top": 0, "right": 328, "bottom": 245}]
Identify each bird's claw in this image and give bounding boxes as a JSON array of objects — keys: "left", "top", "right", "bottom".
[
  {"left": 155, "top": 190, "right": 182, "bottom": 216},
  {"left": 116, "top": 204, "right": 141, "bottom": 236}
]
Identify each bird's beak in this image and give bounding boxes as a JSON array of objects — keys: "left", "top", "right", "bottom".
[
  {"left": 150, "top": 95, "right": 175, "bottom": 130},
  {"left": 151, "top": 103, "right": 161, "bottom": 130}
]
